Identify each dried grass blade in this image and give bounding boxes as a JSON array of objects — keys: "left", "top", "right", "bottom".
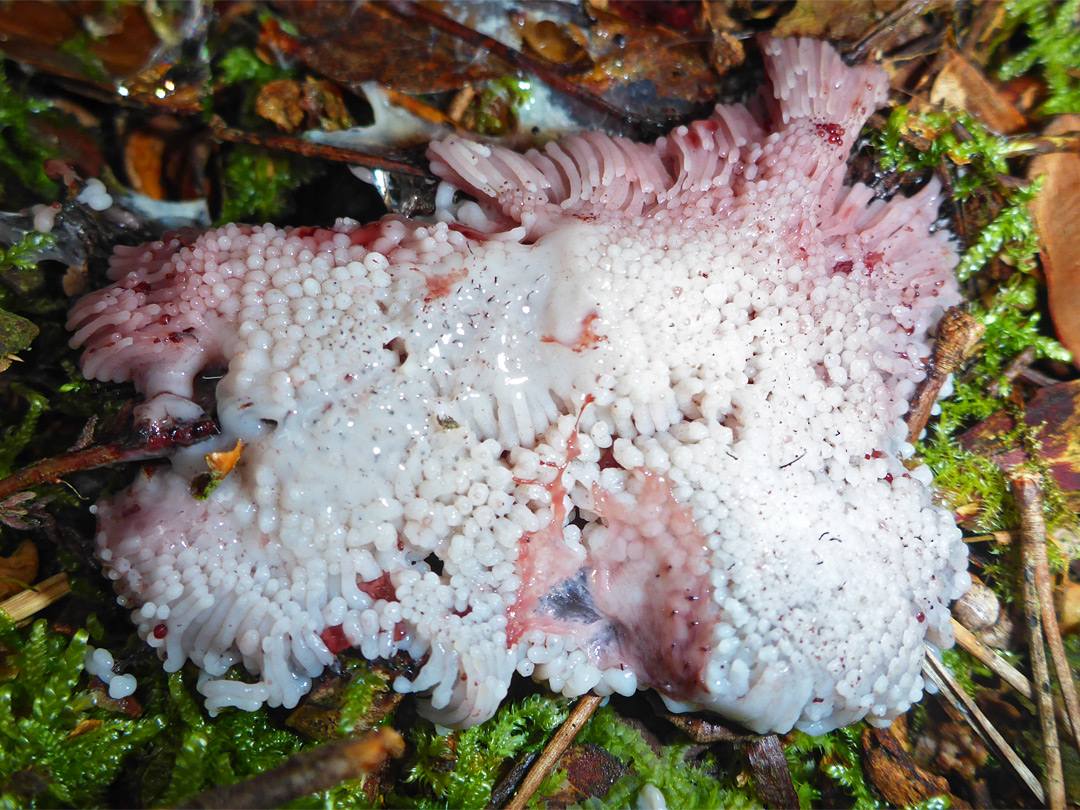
[
  {"left": 952, "top": 618, "right": 1074, "bottom": 736},
  {"left": 0, "top": 572, "right": 70, "bottom": 624},
  {"left": 923, "top": 649, "right": 1045, "bottom": 804},
  {"left": 1013, "top": 471, "right": 1067, "bottom": 808},
  {"left": 502, "top": 694, "right": 602, "bottom": 810}
]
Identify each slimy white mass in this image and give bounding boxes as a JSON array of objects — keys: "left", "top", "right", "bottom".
[{"left": 68, "top": 37, "right": 968, "bottom": 734}]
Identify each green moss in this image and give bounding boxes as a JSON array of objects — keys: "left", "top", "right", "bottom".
[
  {"left": 142, "top": 670, "right": 307, "bottom": 807},
  {"left": 786, "top": 726, "right": 882, "bottom": 810},
  {"left": 468, "top": 77, "right": 533, "bottom": 137},
  {"left": 0, "top": 620, "right": 166, "bottom": 808},
  {"left": 874, "top": 107, "right": 1013, "bottom": 199},
  {"left": 0, "top": 232, "right": 56, "bottom": 278},
  {"left": 216, "top": 46, "right": 293, "bottom": 87},
  {"left": 338, "top": 661, "right": 393, "bottom": 735},
  {"left": 999, "top": 0, "right": 1080, "bottom": 116},
  {"left": 396, "top": 694, "right": 568, "bottom": 808},
  {"left": 871, "top": 105, "right": 1072, "bottom": 538},
  {"left": 0, "top": 66, "right": 60, "bottom": 201},
  {"left": 574, "top": 706, "right": 749, "bottom": 809},
  {"left": 918, "top": 272, "right": 1072, "bottom": 533},
  {"left": 218, "top": 145, "right": 322, "bottom": 224},
  {"left": 0, "top": 310, "right": 37, "bottom": 373},
  {"left": 0, "top": 385, "right": 47, "bottom": 479}
]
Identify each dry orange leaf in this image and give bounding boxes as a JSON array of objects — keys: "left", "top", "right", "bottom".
[
  {"left": 861, "top": 726, "right": 959, "bottom": 808},
  {"left": 1030, "top": 114, "right": 1080, "bottom": 367},
  {"left": 0, "top": 540, "right": 39, "bottom": 601},
  {"left": 773, "top": 0, "right": 906, "bottom": 42},
  {"left": 930, "top": 49, "right": 1026, "bottom": 135},
  {"left": 1060, "top": 579, "right": 1080, "bottom": 636},
  {"left": 205, "top": 439, "right": 244, "bottom": 478},
  {"left": 521, "top": 20, "right": 589, "bottom": 68}
]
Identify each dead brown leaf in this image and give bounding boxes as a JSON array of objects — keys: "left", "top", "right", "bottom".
[
  {"left": 285, "top": 665, "right": 401, "bottom": 741},
  {"left": 521, "top": 20, "right": 591, "bottom": 70},
  {"left": 1030, "top": 115, "right": 1080, "bottom": 367},
  {"left": 861, "top": 726, "right": 965, "bottom": 807},
  {"left": 773, "top": 0, "right": 906, "bottom": 42},
  {"left": 661, "top": 705, "right": 758, "bottom": 743},
  {"left": 960, "top": 380, "right": 1080, "bottom": 513},
  {"left": 67, "top": 718, "right": 103, "bottom": 739},
  {"left": 930, "top": 49, "right": 1026, "bottom": 135},
  {"left": 541, "top": 742, "right": 626, "bottom": 808},
  {"left": 0, "top": 2, "right": 200, "bottom": 113},
  {"left": 277, "top": 2, "right": 500, "bottom": 94},
  {"left": 573, "top": 6, "right": 719, "bottom": 112},
  {"left": 256, "top": 80, "right": 307, "bottom": 134},
  {"left": 0, "top": 540, "right": 39, "bottom": 601},
  {"left": 746, "top": 735, "right": 799, "bottom": 808},
  {"left": 1060, "top": 579, "right": 1080, "bottom": 636},
  {"left": 124, "top": 122, "right": 171, "bottom": 200}
]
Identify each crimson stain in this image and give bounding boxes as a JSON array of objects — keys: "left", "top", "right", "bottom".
[{"left": 321, "top": 624, "right": 351, "bottom": 654}]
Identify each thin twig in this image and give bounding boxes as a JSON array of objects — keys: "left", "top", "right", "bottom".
[
  {"left": 986, "top": 346, "right": 1036, "bottom": 398},
  {"left": 963, "top": 530, "right": 1020, "bottom": 545},
  {"left": 182, "top": 727, "right": 404, "bottom": 809},
  {"left": 1042, "top": 591, "right": 1080, "bottom": 755},
  {"left": 905, "top": 306, "right": 985, "bottom": 445},
  {"left": 381, "top": 87, "right": 459, "bottom": 129},
  {"left": 386, "top": 1, "right": 666, "bottom": 138},
  {"left": 952, "top": 619, "right": 1073, "bottom": 736},
  {"left": 1004, "top": 131, "right": 1080, "bottom": 157},
  {"left": 502, "top": 694, "right": 602, "bottom": 810},
  {"left": 923, "top": 649, "right": 1045, "bottom": 804},
  {"left": 0, "top": 419, "right": 218, "bottom": 503},
  {"left": 0, "top": 573, "right": 71, "bottom": 624},
  {"left": 208, "top": 116, "right": 430, "bottom": 176},
  {"left": 844, "top": 0, "right": 939, "bottom": 64},
  {"left": 1012, "top": 471, "right": 1065, "bottom": 809},
  {"left": 1016, "top": 469, "right": 1080, "bottom": 762}
]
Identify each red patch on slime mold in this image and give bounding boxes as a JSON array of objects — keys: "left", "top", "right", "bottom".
[
  {"left": 321, "top": 624, "right": 351, "bottom": 654},
  {"left": 508, "top": 412, "right": 717, "bottom": 702},
  {"left": 540, "top": 311, "right": 604, "bottom": 352},
  {"left": 358, "top": 572, "right": 395, "bottom": 602},
  {"left": 421, "top": 266, "right": 469, "bottom": 301}
]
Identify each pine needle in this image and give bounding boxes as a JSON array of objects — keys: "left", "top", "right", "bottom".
[
  {"left": 923, "top": 648, "right": 1045, "bottom": 803},
  {"left": 502, "top": 694, "right": 602, "bottom": 810}
]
